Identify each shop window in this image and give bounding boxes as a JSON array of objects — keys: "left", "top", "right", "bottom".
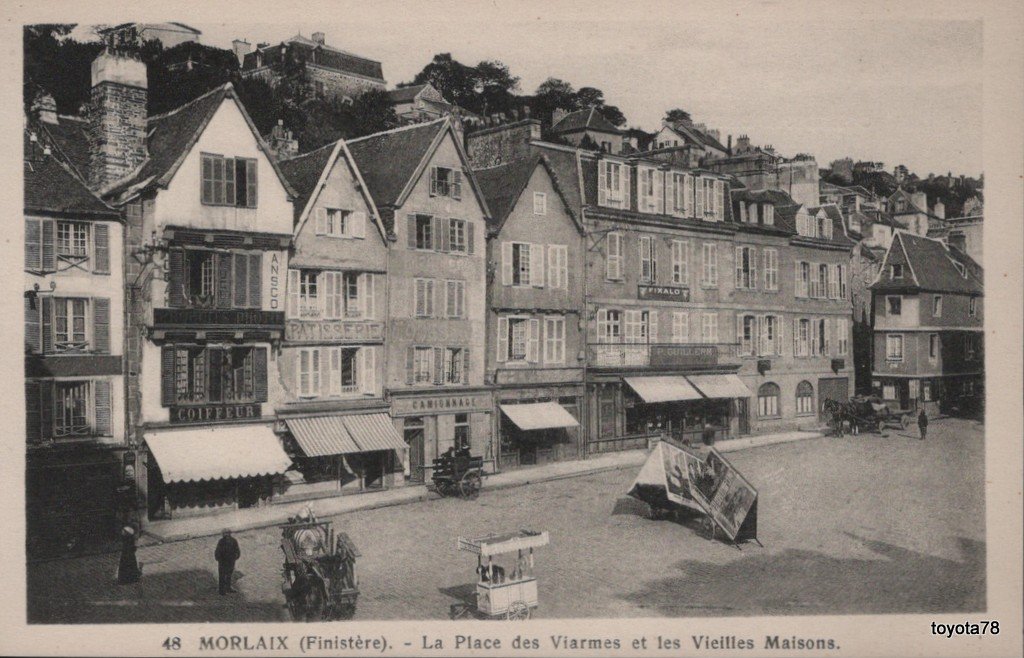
[
  {"left": 454, "top": 413, "right": 470, "bottom": 450},
  {"left": 796, "top": 381, "right": 814, "bottom": 415},
  {"left": 757, "top": 383, "right": 780, "bottom": 418}
]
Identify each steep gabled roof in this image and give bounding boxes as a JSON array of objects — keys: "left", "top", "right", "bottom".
[
  {"left": 242, "top": 39, "right": 385, "bottom": 81},
  {"left": 24, "top": 133, "right": 120, "bottom": 220},
  {"left": 660, "top": 122, "right": 728, "bottom": 153},
  {"left": 551, "top": 108, "right": 621, "bottom": 135},
  {"left": 473, "top": 155, "right": 582, "bottom": 234},
  {"left": 38, "top": 115, "right": 92, "bottom": 181},
  {"left": 872, "top": 231, "right": 983, "bottom": 294}
]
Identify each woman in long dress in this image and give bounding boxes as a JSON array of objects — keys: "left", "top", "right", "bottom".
[{"left": 117, "top": 526, "right": 141, "bottom": 584}]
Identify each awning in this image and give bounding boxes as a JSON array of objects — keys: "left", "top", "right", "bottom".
[
  {"left": 501, "top": 402, "right": 579, "bottom": 431},
  {"left": 145, "top": 426, "right": 292, "bottom": 483},
  {"left": 686, "top": 374, "right": 752, "bottom": 399},
  {"left": 625, "top": 376, "right": 703, "bottom": 403},
  {"left": 286, "top": 416, "right": 360, "bottom": 457},
  {"left": 286, "top": 413, "right": 406, "bottom": 457}
]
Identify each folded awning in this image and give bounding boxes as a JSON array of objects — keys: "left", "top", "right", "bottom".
[
  {"left": 625, "top": 376, "right": 703, "bottom": 403},
  {"left": 286, "top": 413, "right": 406, "bottom": 457},
  {"left": 343, "top": 413, "right": 407, "bottom": 452},
  {"left": 286, "top": 416, "right": 361, "bottom": 457},
  {"left": 145, "top": 425, "right": 292, "bottom": 483},
  {"left": 686, "top": 374, "right": 752, "bottom": 399},
  {"left": 501, "top": 402, "right": 579, "bottom": 431}
]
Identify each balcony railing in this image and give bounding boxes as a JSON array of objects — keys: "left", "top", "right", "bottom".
[{"left": 587, "top": 342, "right": 737, "bottom": 369}]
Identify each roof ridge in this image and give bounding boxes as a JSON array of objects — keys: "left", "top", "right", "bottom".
[
  {"left": 147, "top": 83, "right": 229, "bottom": 122},
  {"left": 345, "top": 117, "right": 447, "bottom": 144},
  {"left": 278, "top": 139, "right": 340, "bottom": 163}
]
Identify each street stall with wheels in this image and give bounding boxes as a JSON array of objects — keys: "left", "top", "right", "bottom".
[
  {"left": 449, "top": 530, "right": 549, "bottom": 620},
  {"left": 279, "top": 511, "right": 360, "bottom": 621}
]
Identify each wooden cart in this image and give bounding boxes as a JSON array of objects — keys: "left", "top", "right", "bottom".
[
  {"left": 450, "top": 530, "right": 549, "bottom": 620},
  {"left": 279, "top": 517, "right": 360, "bottom": 621},
  {"left": 430, "top": 451, "right": 485, "bottom": 499}
]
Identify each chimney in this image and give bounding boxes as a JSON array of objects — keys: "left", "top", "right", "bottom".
[
  {"left": 736, "top": 134, "right": 751, "bottom": 153},
  {"left": 268, "top": 119, "right": 299, "bottom": 160},
  {"left": 32, "top": 93, "right": 58, "bottom": 124},
  {"left": 232, "top": 39, "right": 252, "bottom": 65},
  {"left": 727, "top": 134, "right": 732, "bottom": 154},
  {"left": 933, "top": 200, "right": 945, "bottom": 220},
  {"left": 88, "top": 49, "right": 148, "bottom": 191},
  {"left": 312, "top": 32, "right": 326, "bottom": 45}
]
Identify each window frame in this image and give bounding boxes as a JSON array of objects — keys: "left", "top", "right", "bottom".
[
  {"left": 448, "top": 218, "right": 468, "bottom": 254},
  {"left": 886, "top": 295, "right": 902, "bottom": 316},
  {"left": 533, "top": 192, "right": 547, "bottom": 215},
  {"left": 701, "top": 242, "right": 718, "bottom": 288},
  {"left": 543, "top": 315, "right": 566, "bottom": 364},
  {"left": 795, "top": 380, "right": 814, "bottom": 416},
  {"left": 932, "top": 295, "right": 942, "bottom": 317},
  {"left": 886, "top": 333, "right": 904, "bottom": 362},
  {"left": 757, "top": 382, "right": 780, "bottom": 418},
  {"left": 511, "top": 241, "right": 532, "bottom": 287},
  {"left": 412, "top": 347, "right": 434, "bottom": 384}
]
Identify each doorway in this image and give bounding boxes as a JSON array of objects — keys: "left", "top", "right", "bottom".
[
  {"left": 737, "top": 398, "right": 750, "bottom": 435},
  {"left": 404, "top": 417, "right": 425, "bottom": 483}
]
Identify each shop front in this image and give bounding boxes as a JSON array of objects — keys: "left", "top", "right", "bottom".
[
  {"left": 498, "top": 398, "right": 581, "bottom": 469},
  {"left": 278, "top": 412, "right": 406, "bottom": 497},
  {"left": 390, "top": 389, "right": 493, "bottom": 484},
  {"left": 144, "top": 423, "right": 292, "bottom": 519}
]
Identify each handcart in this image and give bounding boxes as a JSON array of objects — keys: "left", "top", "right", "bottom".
[
  {"left": 279, "top": 511, "right": 360, "bottom": 621},
  {"left": 449, "top": 530, "right": 549, "bottom": 620}
]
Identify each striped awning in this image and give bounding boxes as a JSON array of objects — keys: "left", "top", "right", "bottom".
[
  {"left": 686, "top": 374, "right": 752, "bottom": 399},
  {"left": 501, "top": 402, "right": 579, "bottom": 431},
  {"left": 625, "top": 376, "right": 703, "bottom": 403},
  {"left": 286, "top": 413, "right": 405, "bottom": 457},
  {"left": 145, "top": 426, "right": 292, "bottom": 483}
]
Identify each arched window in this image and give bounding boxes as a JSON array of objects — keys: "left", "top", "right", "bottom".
[
  {"left": 796, "top": 380, "right": 814, "bottom": 415},
  {"left": 757, "top": 383, "right": 780, "bottom": 418}
]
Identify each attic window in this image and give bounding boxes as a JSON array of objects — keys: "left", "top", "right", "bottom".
[
  {"left": 891, "top": 264, "right": 903, "bottom": 279},
  {"left": 201, "top": 154, "right": 258, "bottom": 208}
]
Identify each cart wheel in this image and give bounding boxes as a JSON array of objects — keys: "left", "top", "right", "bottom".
[
  {"left": 506, "top": 601, "right": 531, "bottom": 620},
  {"left": 460, "top": 472, "right": 482, "bottom": 499},
  {"left": 698, "top": 516, "right": 716, "bottom": 540}
]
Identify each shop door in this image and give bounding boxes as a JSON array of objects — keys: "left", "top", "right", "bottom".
[
  {"left": 737, "top": 398, "right": 750, "bottom": 435},
  {"left": 404, "top": 418, "right": 425, "bottom": 483},
  {"left": 818, "top": 377, "right": 850, "bottom": 422}
]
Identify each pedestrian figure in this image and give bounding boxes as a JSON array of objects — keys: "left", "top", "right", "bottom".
[
  {"left": 917, "top": 409, "right": 928, "bottom": 441},
  {"left": 117, "top": 526, "right": 141, "bottom": 584},
  {"left": 215, "top": 529, "right": 241, "bottom": 595}
]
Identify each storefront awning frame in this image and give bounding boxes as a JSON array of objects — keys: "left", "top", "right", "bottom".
[
  {"left": 144, "top": 425, "right": 293, "bottom": 483},
  {"left": 500, "top": 402, "right": 579, "bottom": 431},
  {"left": 685, "top": 374, "right": 752, "bottom": 399},
  {"left": 624, "top": 376, "right": 704, "bottom": 403}
]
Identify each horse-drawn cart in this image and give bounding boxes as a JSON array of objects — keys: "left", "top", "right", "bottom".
[
  {"left": 430, "top": 448, "right": 485, "bottom": 499},
  {"left": 824, "top": 396, "right": 914, "bottom": 435},
  {"left": 279, "top": 514, "right": 360, "bottom": 621}
]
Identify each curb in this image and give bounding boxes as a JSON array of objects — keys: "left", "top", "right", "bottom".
[{"left": 139, "top": 431, "right": 822, "bottom": 546}]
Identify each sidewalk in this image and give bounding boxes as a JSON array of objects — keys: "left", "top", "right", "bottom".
[{"left": 143, "top": 428, "right": 825, "bottom": 544}]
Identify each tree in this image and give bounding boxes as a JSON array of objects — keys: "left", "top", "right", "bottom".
[
  {"left": 345, "top": 88, "right": 399, "bottom": 138},
  {"left": 664, "top": 108, "right": 692, "bottom": 124},
  {"left": 24, "top": 25, "right": 102, "bottom": 115},
  {"left": 474, "top": 59, "right": 519, "bottom": 116},
  {"left": 575, "top": 86, "right": 626, "bottom": 126},
  {"left": 531, "top": 77, "right": 578, "bottom": 125},
  {"left": 408, "top": 53, "right": 478, "bottom": 109}
]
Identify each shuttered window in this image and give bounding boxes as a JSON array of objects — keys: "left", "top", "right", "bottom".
[
  {"left": 445, "top": 280, "right": 465, "bottom": 318},
  {"left": 93, "top": 223, "right": 110, "bottom": 274},
  {"left": 161, "top": 345, "right": 267, "bottom": 405},
  {"left": 170, "top": 249, "right": 262, "bottom": 309},
  {"left": 429, "top": 167, "right": 462, "bottom": 199},
  {"left": 201, "top": 154, "right": 258, "bottom": 207},
  {"left": 606, "top": 232, "right": 623, "bottom": 280},
  {"left": 414, "top": 278, "right": 435, "bottom": 317},
  {"left": 547, "top": 245, "right": 568, "bottom": 289},
  {"left": 763, "top": 249, "right": 778, "bottom": 291}
]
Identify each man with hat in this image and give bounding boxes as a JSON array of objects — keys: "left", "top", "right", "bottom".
[{"left": 214, "top": 528, "right": 241, "bottom": 594}]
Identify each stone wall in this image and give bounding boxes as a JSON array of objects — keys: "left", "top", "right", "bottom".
[{"left": 465, "top": 120, "right": 542, "bottom": 168}]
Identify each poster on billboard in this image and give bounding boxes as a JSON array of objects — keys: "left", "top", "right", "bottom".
[
  {"left": 688, "top": 448, "right": 759, "bottom": 542},
  {"left": 626, "top": 441, "right": 706, "bottom": 513}
]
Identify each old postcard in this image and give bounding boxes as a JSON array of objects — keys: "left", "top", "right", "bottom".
[{"left": 1, "top": 0, "right": 1021, "bottom": 656}]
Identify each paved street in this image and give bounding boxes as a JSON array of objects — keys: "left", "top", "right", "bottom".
[{"left": 28, "top": 418, "right": 985, "bottom": 623}]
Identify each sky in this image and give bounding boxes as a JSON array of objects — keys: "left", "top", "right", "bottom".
[{"left": 70, "top": 3, "right": 983, "bottom": 176}]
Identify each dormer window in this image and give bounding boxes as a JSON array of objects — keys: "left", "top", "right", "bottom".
[
  {"left": 763, "top": 204, "right": 774, "bottom": 226},
  {"left": 429, "top": 166, "right": 462, "bottom": 199},
  {"left": 891, "top": 263, "right": 903, "bottom": 279}
]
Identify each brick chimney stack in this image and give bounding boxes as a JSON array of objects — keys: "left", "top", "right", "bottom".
[
  {"left": 232, "top": 39, "right": 252, "bottom": 65},
  {"left": 88, "top": 50, "right": 148, "bottom": 192},
  {"left": 312, "top": 32, "right": 326, "bottom": 45}
]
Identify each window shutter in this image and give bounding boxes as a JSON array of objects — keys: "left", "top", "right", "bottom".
[
  {"left": 254, "top": 347, "right": 268, "bottom": 402},
  {"left": 621, "top": 166, "right": 631, "bottom": 209},
  {"left": 527, "top": 319, "right": 540, "bottom": 362},
  {"left": 328, "top": 347, "right": 341, "bottom": 396},
  {"left": 452, "top": 170, "right": 463, "bottom": 200},
  {"left": 597, "top": 162, "right": 608, "bottom": 206},
  {"left": 224, "top": 158, "right": 236, "bottom": 205},
  {"left": 750, "top": 247, "right": 757, "bottom": 288},
  {"left": 776, "top": 317, "right": 784, "bottom": 356},
  {"left": 361, "top": 346, "right": 376, "bottom": 395},
  {"left": 547, "top": 245, "right": 556, "bottom": 288},
  {"left": 597, "top": 309, "right": 608, "bottom": 341},
  {"left": 94, "top": 379, "right": 112, "bottom": 436},
  {"left": 41, "top": 297, "right": 52, "bottom": 354},
  {"left": 25, "top": 295, "right": 40, "bottom": 354},
  {"left": 233, "top": 254, "right": 248, "bottom": 307},
  {"left": 433, "top": 216, "right": 445, "bottom": 252},
  {"left": 364, "top": 273, "right": 375, "bottom": 319},
  {"left": 216, "top": 253, "right": 233, "bottom": 308},
  {"left": 793, "top": 318, "right": 800, "bottom": 356},
  {"left": 736, "top": 314, "right": 744, "bottom": 354},
  {"left": 433, "top": 347, "right": 444, "bottom": 384},
  {"left": 826, "top": 318, "right": 833, "bottom": 355},
  {"left": 167, "top": 249, "right": 186, "bottom": 307},
  {"left": 161, "top": 346, "right": 176, "bottom": 406},
  {"left": 39, "top": 380, "right": 52, "bottom": 440},
  {"left": 429, "top": 279, "right": 438, "bottom": 317},
  {"left": 665, "top": 174, "right": 676, "bottom": 214},
  {"left": 462, "top": 348, "right": 470, "bottom": 384},
  {"left": 248, "top": 253, "right": 262, "bottom": 307},
  {"left": 531, "top": 243, "right": 545, "bottom": 288},
  {"left": 716, "top": 181, "right": 725, "bottom": 219},
  {"left": 695, "top": 179, "right": 704, "bottom": 217},
  {"left": 648, "top": 310, "right": 658, "bottom": 343},
  {"left": 794, "top": 262, "right": 801, "bottom": 297},
  {"left": 466, "top": 221, "right": 475, "bottom": 255},
  {"left": 734, "top": 246, "right": 743, "bottom": 288},
  {"left": 406, "top": 347, "right": 415, "bottom": 385},
  {"left": 429, "top": 167, "right": 438, "bottom": 196},
  {"left": 246, "top": 159, "right": 258, "bottom": 207},
  {"left": 93, "top": 297, "right": 110, "bottom": 353},
  {"left": 407, "top": 215, "right": 417, "bottom": 249},
  {"left": 501, "top": 242, "right": 513, "bottom": 285},
  {"left": 497, "top": 317, "right": 509, "bottom": 363},
  {"left": 440, "top": 217, "right": 451, "bottom": 252},
  {"left": 93, "top": 223, "right": 110, "bottom": 274},
  {"left": 287, "top": 269, "right": 300, "bottom": 318},
  {"left": 25, "top": 380, "right": 41, "bottom": 443},
  {"left": 41, "top": 219, "right": 56, "bottom": 272},
  {"left": 25, "top": 218, "right": 42, "bottom": 271},
  {"left": 654, "top": 170, "right": 664, "bottom": 214},
  {"left": 352, "top": 210, "right": 366, "bottom": 239}
]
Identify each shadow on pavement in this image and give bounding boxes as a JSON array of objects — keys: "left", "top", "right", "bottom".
[
  {"left": 621, "top": 535, "right": 985, "bottom": 617},
  {"left": 29, "top": 567, "right": 288, "bottom": 624},
  {"left": 438, "top": 582, "right": 477, "bottom": 605},
  {"left": 610, "top": 496, "right": 649, "bottom": 517}
]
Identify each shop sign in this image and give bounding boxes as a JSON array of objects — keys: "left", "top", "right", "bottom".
[
  {"left": 285, "top": 320, "right": 384, "bottom": 342},
  {"left": 154, "top": 308, "right": 284, "bottom": 328},
  {"left": 169, "top": 403, "right": 262, "bottom": 424},
  {"left": 638, "top": 284, "right": 690, "bottom": 302},
  {"left": 391, "top": 393, "right": 491, "bottom": 416},
  {"left": 831, "top": 358, "right": 846, "bottom": 373},
  {"left": 649, "top": 344, "right": 718, "bottom": 367}
]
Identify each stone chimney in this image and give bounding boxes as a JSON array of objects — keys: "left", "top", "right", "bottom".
[
  {"left": 32, "top": 93, "right": 58, "bottom": 124},
  {"left": 735, "top": 134, "right": 751, "bottom": 153},
  {"left": 911, "top": 191, "right": 928, "bottom": 212},
  {"left": 88, "top": 50, "right": 148, "bottom": 192},
  {"left": 232, "top": 39, "right": 252, "bottom": 65},
  {"left": 268, "top": 119, "right": 299, "bottom": 160},
  {"left": 312, "top": 32, "right": 326, "bottom": 45}
]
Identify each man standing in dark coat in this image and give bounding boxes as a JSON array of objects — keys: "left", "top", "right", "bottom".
[
  {"left": 215, "top": 529, "right": 240, "bottom": 594},
  {"left": 917, "top": 409, "right": 928, "bottom": 441}
]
